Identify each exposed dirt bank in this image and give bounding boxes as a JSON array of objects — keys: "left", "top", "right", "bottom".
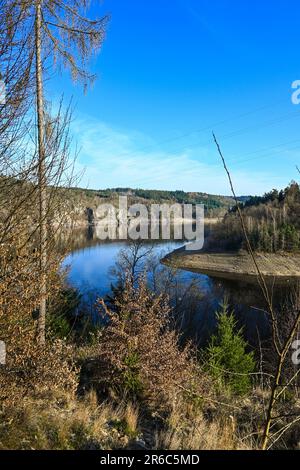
[{"left": 162, "top": 248, "right": 300, "bottom": 284}]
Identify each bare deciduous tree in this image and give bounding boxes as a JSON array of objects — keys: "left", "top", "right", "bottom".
[{"left": 0, "top": 1, "right": 108, "bottom": 344}]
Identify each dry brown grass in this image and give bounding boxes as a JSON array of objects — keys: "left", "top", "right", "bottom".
[
  {"left": 0, "top": 388, "right": 142, "bottom": 450},
  {"left": 124, "top": 402, "right": 139, "bottom": 437},
  {"left": 154, "top": 397, "right": 252, "bottom": 450},
  {"left": 0, "top": 381, "right": 258, "bottom": 451}
]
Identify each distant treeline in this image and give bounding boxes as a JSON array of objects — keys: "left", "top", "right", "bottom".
[
  {"left": 68, "top": 186, "right": 237, "bottom": 217},
  {"left": 0, "top": 176, "right": 239, "bottom": 222},
  {"left": 210, "top": 182, "right": 300, "bottom": 252}
]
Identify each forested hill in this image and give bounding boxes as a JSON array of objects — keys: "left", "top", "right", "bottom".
[
  {"left": 0, "top": 177, "right": 243, "bottom": 228},
  {"left": 67, "top": 186, "right": 238, "bottom": 219},
  {"left": 209, "top": 182, "right": 300, "bottom": 252}
]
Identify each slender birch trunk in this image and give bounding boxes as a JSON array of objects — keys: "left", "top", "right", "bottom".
[{"left": 35, "top": 0, "right": 47, "bottom": 345}]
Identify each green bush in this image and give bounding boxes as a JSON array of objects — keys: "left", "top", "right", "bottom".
[
  {"left": 47, "top": 288, "right": 99, "bottom": 343},
  {"left": 204, "top": 302, "right": 256, "bottom": 396},
  {"left": 123, "top": 351, "right": 143, "bottom": 396}
]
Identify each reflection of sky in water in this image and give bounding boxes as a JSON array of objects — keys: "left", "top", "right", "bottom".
[
  {"left": 62, "top": 241, "right": 207, "bottom": 301},
  {"left": 62, "top": 240, "right": 270, "bottom": 344},
  {"left": 62, "top": 241, "right": 125, "bottom": 298}
]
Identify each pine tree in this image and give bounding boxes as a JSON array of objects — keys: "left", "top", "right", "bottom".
[{"left": 205, "top": 302, "right": 256, "bottom": 395}]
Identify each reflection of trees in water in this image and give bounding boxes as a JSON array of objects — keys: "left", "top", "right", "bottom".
[
  {"left": 107, "top": 239, "right": 210, "bottom": 345},
  {"left": 57, "top": 227, "right": 104, "bottom": 253},
  {"left": 107, "top": 240, "right": 272, "bottom": 348},
  {"left": 57, "top": 222, "right": 214, "bottom": 255},
  {"left": 57, "top": 226, "right": 190, "bottom": 254},
  {"left": 208, "top": 277, "right": 300, "bottom": 348},
  {"left": 62, "top": 230, "right": 299, "bottom": 349}
]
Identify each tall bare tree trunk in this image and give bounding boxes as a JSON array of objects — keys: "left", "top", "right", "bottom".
[{"left": 35, "top": 1, "right": 47, "bottom": 345}]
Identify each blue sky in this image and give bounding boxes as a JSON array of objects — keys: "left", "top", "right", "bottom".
[{"left": 50, "top": 0, "right": 300, "bottom": 195}]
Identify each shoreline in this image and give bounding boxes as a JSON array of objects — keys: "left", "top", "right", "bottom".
[{"left": 162, "top": 248, "right": 300, "bottom": 284}]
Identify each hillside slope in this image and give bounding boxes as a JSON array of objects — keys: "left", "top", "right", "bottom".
[
  {"left": 209, "top": 182, "right": 300, "bottom": 253},
  {"left": 66, "top": 186, "right": 237, "bottom": 226}
]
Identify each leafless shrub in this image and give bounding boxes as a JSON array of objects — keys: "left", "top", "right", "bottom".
[
  {"left": 0, "top": 231, "right": 78, "bottom": 408},
  {"left": 0, "top": 340, "right": 78, "bottom": 407},
  {"left": 87, "top": 275, "right": 199, "bottom": 410}
]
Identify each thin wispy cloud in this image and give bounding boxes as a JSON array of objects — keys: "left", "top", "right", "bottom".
[
  {"left": 72, "top": 114, "right": 284, "bottom": 196},
  {"left": 176, "top": 0, "right": 217, "bottom": 36}
]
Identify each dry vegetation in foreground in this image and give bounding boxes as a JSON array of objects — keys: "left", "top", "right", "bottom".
[
  {"left": 0, "top": 389, "right": 255, "bottom": 450},
  {"left": 1, "top": 259, "right": 299, "bottom": 451}
]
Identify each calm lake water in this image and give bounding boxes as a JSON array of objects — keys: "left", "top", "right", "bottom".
[
  {"left": 62, "top": 239, "right": 197, "bottom": 297},
  {"left": 62, "top": 230, "right": 276, "bottom": 345}
]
